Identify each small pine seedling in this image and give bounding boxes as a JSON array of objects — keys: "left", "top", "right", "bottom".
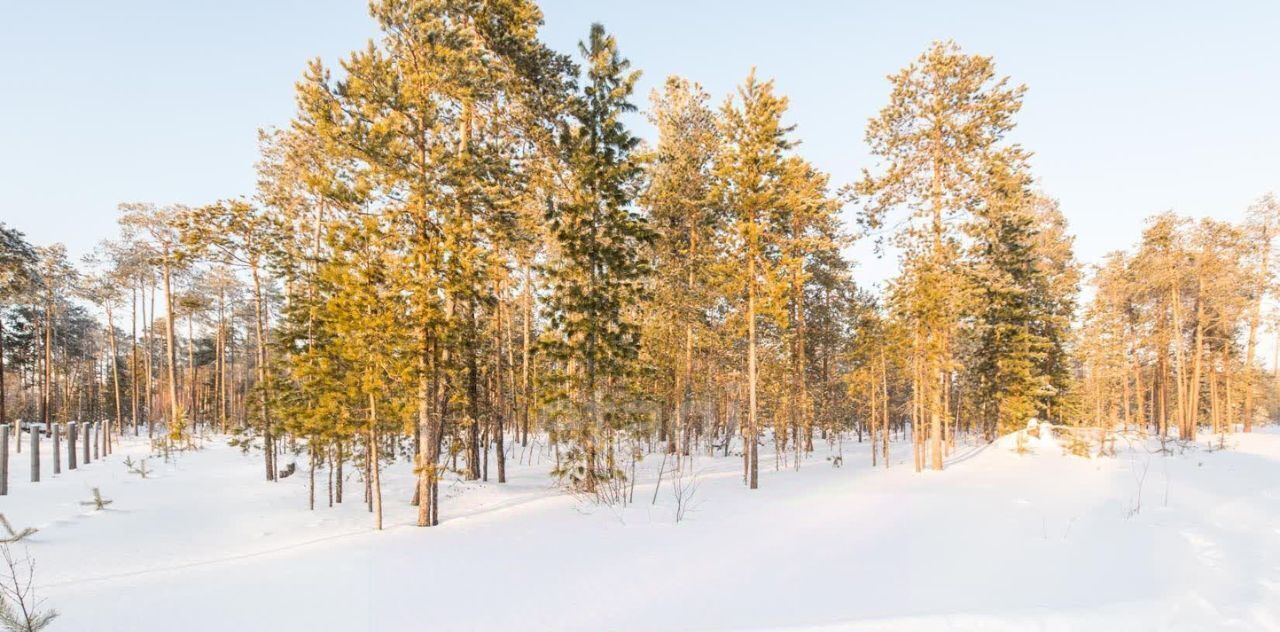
[
  {"left": 79, "top": 488, "right": 113, "bottom": 511},
  {"left": 0, "top": 516, "right": 36, "bottom": 545},
  {"left": 123, "top": 457, "right": 151, "bottom": 479}
]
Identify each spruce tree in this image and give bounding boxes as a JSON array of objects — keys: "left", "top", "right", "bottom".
[{"left": 967, "top": 156, "right": 1049, "bottom": 436}]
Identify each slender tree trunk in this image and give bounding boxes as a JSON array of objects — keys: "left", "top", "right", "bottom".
[
  {"left": 106, "top": 302, "right": 122, "bottom": 451},
  {"left": 42, "top": 298, "right": 52, "bottom": 425},
  {"left": 1170, "top": 285, "right": 1185, "bottom": 439},
  {"left": 793, "top": 261, "right": 808, "bottom": 460},
  {"left": 1136, "top": 358, "right": 1146, "bottom": 432},
  {"left": 131, "top": 283, "right": 140, "bottom": 435},
  {"left": 187, "top": 310, "right": 196, "bottom": 429},
  {"left": 250, "top": 261, "right": 274, "bottom": 481},
  {"left": 494, "top": 280, "right": 506, "bottom": 484},
  {"left": 465, "top": 300, "right": 481, "bottom": 481},
  {"left": 0, "top": 317, "right": 6, "bottom": 429},
  {"left": 308, "top": 443, "right": 316, "bottom": 511},
  {"left": 1244, "top": 225, "right": 1269, "bottom": 432},
  {"left": 336, "top": 441, "right": 344, "bottom": 504},
  {"left": 880, "top": 348, "right": 890, "bottom": 468},
  {"left": 216, "top": 286, "right": 226, "bottom": 433},
  {"left": 521, "top": 262, "right": 532, "bottom": 448},
  {"left": 416, "top": 323, "right": 432, "bottom": 527},
  {"left": 683, "top": 226, "right": 697, "bottom": 458},
  {"left": 147, "top": 276, "right": 156, "bottom": 435},
  {"left": 161, "top": 257, "right": 182, "bottom": 438},
  {"left": 369, "top": 391, "right": 382, "bottom": 531},
  {"left": 1187, "top": 278, "right": 1205, "bottom": 442},
  {"left": 747, "top": 243, "right": 759, "bottom": 490}
]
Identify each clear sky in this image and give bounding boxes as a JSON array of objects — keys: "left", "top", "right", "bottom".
[{"left": 2, "top": 1, "right": 1278, "bottom": 285}]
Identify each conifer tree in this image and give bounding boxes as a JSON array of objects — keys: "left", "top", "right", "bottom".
[
  {"left": 640, "top": 76, "right": 720, "bottom": 457},
  {"left": 294, "top": 0, "right": 570, "bottom": 524},
  {"left": 1243, "top": 194, "right": 1279, "bottom": 432},
  {"left": 179, "top": 200, "right": 279, "bottom": 478},
  {"left": 966, "top": 157, "right": 1049, "bottom": 435},
  {"left": 774, "top": 156, "right": 844, "bottom": 459},
  {"left": 542, "top": 23, "right": 649, "bottom": 495},
  {"left": 714, "top": 69, "right": 794, "bottom": 489},
  {"left": 317, "top": 213, "right": 412, "bottom": 530},
  {"left": 0, "top": 226, "right": 37, "bottom": 429},
  {"left": 858, "top": 41, "right": 1026, "bottom": 469},
  {"left": 119, "top": 204, "right": 190, "bottom": 441}
]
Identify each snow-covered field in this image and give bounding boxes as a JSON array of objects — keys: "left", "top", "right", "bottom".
[{"left": 2, "top": 427, "right": 1278, "bottom": 631}]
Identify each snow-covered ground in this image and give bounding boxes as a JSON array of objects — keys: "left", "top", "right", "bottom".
[{"left": 2, "top": 426, "right": 1278, "bottom": 631}]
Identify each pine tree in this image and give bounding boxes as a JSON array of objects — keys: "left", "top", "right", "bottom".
[
  {"left": 774, "top": 156, "right": 844, "bottom": 460},
  {"left": 1243, "top": 194, "right": 1279, "bottom": 432},
  {"left": 293, "top": 0, "right": 570, "bottom": 525},
  {"left": 640, "top": 76, "right": 720, "bottom": 457},
  {"left": 179, "top": 200, "right": 279, "bottom": 478},
  {"left": 542, "top": 23, "right": 649, "bottom": 496},
  {"left": 0, "top": 226, "right": 38, "bottom": 430},
  {"left": 316, "top": 213, "right": 412, "bottom": 530},
  {"left": 713, "top": 69, "right": 794, "bottom": 489},
  {"left": 119, "top": 204, "right": 191, "bottom": 441},
  {"left": 858, "top": 41, "right": 1027, "bottom": 469}
]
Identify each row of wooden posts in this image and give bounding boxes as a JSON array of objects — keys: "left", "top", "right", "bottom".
[{"left": 0, "top": 421, "right": 113, "bottom": 496}]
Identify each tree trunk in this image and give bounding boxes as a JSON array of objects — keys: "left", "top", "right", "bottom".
[
  {"left": 493, "top": 280, "right": 506, "bottom": 484},
  {"left": 42, "top": 297, "right": 52, "bottom": 425},
  {"left": 747, "top": 244, "right": 759, "bottom": 490},
  {"left": 0, "top": 317, "right": 6, "bottom": 429},
  {"left": 369, "top": 391, "right": 382, "bottom": 531},
  {"left": 1187, "top": 278, "right": 1205, "bottom": 442},
  {"left": 415, "top": 324, "right": 433, "bottom": 527},
  {"left": 161, "top": 256, "right": 182, "bottom": 438},
  {"left": 131, "top": 283, "right": 140, "bottom": 435},
  {"left": 521, "top": 262, "right": 532, "bottom": 447},
  {"left": 106, "top": 302, "right": 122, "bottom": 452},
  {"left": 250, "top": 262, "right": 274, "bottom": 481},
  {"left": 465, "top": 300, "right": 481, "bottom": 481},
  {"left": 1244, "top": 225, "right": 1269, "bottom": 432}
]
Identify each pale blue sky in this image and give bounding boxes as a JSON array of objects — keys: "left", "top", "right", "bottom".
[{"left": 2, "top": 1, "right": 1278, "bottom": 284}]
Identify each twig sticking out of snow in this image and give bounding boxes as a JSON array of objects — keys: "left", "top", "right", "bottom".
[{"left": 1126, "top": 451, "right": 1151, "bottom": 519}]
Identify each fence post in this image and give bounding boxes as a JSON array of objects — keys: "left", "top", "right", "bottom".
[
  {"left": 69, "top": 422, "right": 77, "bottom": 470},
  {"left": 52, "top": 423, "right": 61, "bottom": 474},
  {"left": 82, "top": 422, "right": 90, "bottom": 465},
  {"left": 0, "top": 425, "right": 8, "bottom": 495},
  {"left": 93, "top": 422, "right": 100, "bottom": 460},
  {"left": 30, "top": 426, "right": 39, "bottom": 482}
]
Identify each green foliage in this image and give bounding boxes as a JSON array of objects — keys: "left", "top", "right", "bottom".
[
  {"left": 965, "top": 159, "right": 1078, "bottom": 435},
  {"left": 541, "top": 23, "right": 651, "bottom": 490}
]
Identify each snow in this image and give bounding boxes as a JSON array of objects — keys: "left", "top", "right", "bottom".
[{"left": 2, "top": 427, "right": 1278, "bottom": 631}]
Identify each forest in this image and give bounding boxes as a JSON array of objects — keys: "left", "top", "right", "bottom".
[{"left": 2, "top": 0, "right": 1278, "bottom": 537}]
